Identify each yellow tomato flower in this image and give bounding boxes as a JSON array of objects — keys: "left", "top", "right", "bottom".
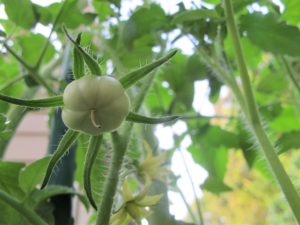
[
  {"left": 110, "top": 175, "right": 162, "bottom": 225},
  {"left": 138, "top": 141, "right": 170, "bottom": 182}
]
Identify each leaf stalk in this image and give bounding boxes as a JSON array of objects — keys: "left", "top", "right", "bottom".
[{"left": 0, "top": 190, "right": 48, "bottom": 225}]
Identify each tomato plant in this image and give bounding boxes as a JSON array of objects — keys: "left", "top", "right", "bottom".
[{"left": 1, "top": 0, "right": 300, "bottom": 225}]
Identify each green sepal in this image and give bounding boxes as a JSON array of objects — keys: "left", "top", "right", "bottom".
[
  {"left": 126, "top": 112, "right": 179, "bottom": 124},
  {"left": 0, "top": 94, "right": 63, "bottom": 108},
  {"left": 63, "top": 25, "right": 102, "bottom": 76},
  {"left": 119, "top": 50, "right": 177, "bottom": 89},
  {"left": 84, "top": 135, "right": 103, "bottom": 210},
  {"left": 73, "top": 33, "right": 85, "bottom": 79},
  {"left": 41, "top": 129, "right": 80, "bottom": 189}
]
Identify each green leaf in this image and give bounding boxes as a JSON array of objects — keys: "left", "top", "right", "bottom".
[
  {"left": 270, "top": 105, "right": 300, "bottom": 133},
  {"left": 73, "top": 33, "right": 85, "bottom": 79},
  {"left": 232, "top": 0, "right": 257, "bottom": 12},
  {"left": 276, "top": 131, "right": 300, "bottom": 154},
  {"left": 122, "top": 4, "right": 169, "bottom": 48},
  {"left": 198, "top": 126, "right": 239, "bottom": 149},
  {"left": 159, "top": 52, "right": 198, "bottom": 111},
  {"left": 48, "top": 0, "right": 96, "bottom": 29},
  {"left": 144, "top": 77, "right": 173, "bottom": 114},
  {"left": 256, "top": 67, "right": 287, "bottom": 94},
  {"left": 0, "top": 51, "right": 22, "bottom": 99},
  {"left": 0, "top": 130, "right": 13, "bottom": 141},
  {"left": 0, "top": 196, "right": 26, "bottom": 225},
  {"left": 63, "top": 26, "right": 102, "bottom": 75},
  {"left": 17, "top": 33, "right": 55, "bottom": 66},
  {"left": 84, "top": 135, "right": 103, "bottom": 210},
  {"left": 0, "top": 114, "right": 7, "bottom": 132},
  {"left": 225, "top": 36, "right": 262, "bottom": 70},
  {"left": 201, "top": 176, "right": 231, "bottom": 193},
  {"left": 19, "top": 156, "right": 51, "bottom": 193},
  {"left": 32, "top": 4, "right": 52, "bottom": 25},
  {"left": 103, "top": 0, "right": 120, "bottom": 8},
  {"left": 189, "top": 144, "right": 230, "bottom": 193},
  {"left": 30, "top": 185, "right": 89, "bottom": 210},
  {"left": 41, "top": 129, "right": 80, "bottom": 189},
  {"left": 208, "top": 75, "right": 222, "bottom": 103},
  {"left": 0, "top": 94, "right": 63, "bottom": 108},
  {"left": 93, "top": 1, "right": 114, "bottom": 21},
  {"left": 0, "top": 161, "right": 25, "bottom": 198},
  {"left": 282, "top": 0, "right": 300, "bottom": 25},
  {"left": 0, "top": 190, "right": 48, "bottom": 225},
  {"left": 34, "top": 200, "right": 54, "bottom": 225},
  {"left": 0, "top": 162, "right": 28, "bottom": 225},
  {"left": 185, "top": 54, "right": 208, "bottom": 81},
  {"left": 173, "top": 9, "right": 219, "bottom": 24},
  {"left": 260, "top": 102, "right": 282, "bottom": 121},
  {"left": 189, "top": 125, "right": 239, "bottom": 192},
  {"left": 236, "top": 121, "right": 257, "bottom": 168},
  {"left": 119, "top": 50, "right": 177, "bottom": 89},
  {"left": 3, "top": 0, "right": 36, "bottom": 29},
  {"left": 126, "top": 112, "right": 179, "bottom": 124},
  {"left": 240, "top": 13, "right": 300, "bottom": 56},
  {"left": 118, "top": 36, "right": 154, "bottom": 68}
]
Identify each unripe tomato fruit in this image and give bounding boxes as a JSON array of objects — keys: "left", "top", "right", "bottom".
[{"left": 62, "top": 75, "right": 130, "bottom": 135}]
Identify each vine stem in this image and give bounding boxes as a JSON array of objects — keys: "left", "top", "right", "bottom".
[
  {"left": 178, "top": 147, "right": 204, "bottom": 225},
  {"left": 94, "top": 50, "right": 171, "bottom": 224},
  {"left": 175, "top": 186, "right": 198, "bottom": 224},
  {"left": 0, "top": 190, "right": 48, "bottom": 225},
  {"left": 94, "top": 74, "right": 154, "bottom": 225},
  {"left": 280, "top": 56, "right": 300, "bottom": 95},
  {"left": 95, "top": 132, "right": 127, "bottom": 225},
  {"left": 223, "top": 0, "right": 300, "bottom": 222}
]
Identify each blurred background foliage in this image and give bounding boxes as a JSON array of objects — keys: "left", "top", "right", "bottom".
[{"left": 0, "top": 0, "right": 300, "bottom": 224}]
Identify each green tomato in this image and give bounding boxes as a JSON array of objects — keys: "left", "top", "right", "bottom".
[{"left": 62, "top": 75, "right": 130, "bottom": 135}]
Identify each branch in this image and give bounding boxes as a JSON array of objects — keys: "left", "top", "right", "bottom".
[{"left": 0, "top": 190, "right": 48, "bottom": 225}]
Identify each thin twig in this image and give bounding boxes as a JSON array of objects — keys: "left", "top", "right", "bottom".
[
  {"left": 280, "top": 56, "right": 300, "bottom": 95},
  {"left": 175, "top": 182, "right": 199, "bottom": 224},
  {"left": 178, "top": 146, "right": 204, "bottom": 225},
  {"left": 34, "top": 0, "right": 68, "bottom": 70},
  {"left": 0, "top": 74, "right": 26, "bottom": 91},
  {"left": 3, "top": 43, "right": 34, "bottom": 72}
]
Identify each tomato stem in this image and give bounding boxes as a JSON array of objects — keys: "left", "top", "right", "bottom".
[
  {"left": 90, "top": 109, "right": 102, "bottom": 128},
  {"left": 224, "top": 0, "right": 300, "bottom": 221},
  {"left": 96, "top": 132, "right": 127, "bottom": 225}
]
